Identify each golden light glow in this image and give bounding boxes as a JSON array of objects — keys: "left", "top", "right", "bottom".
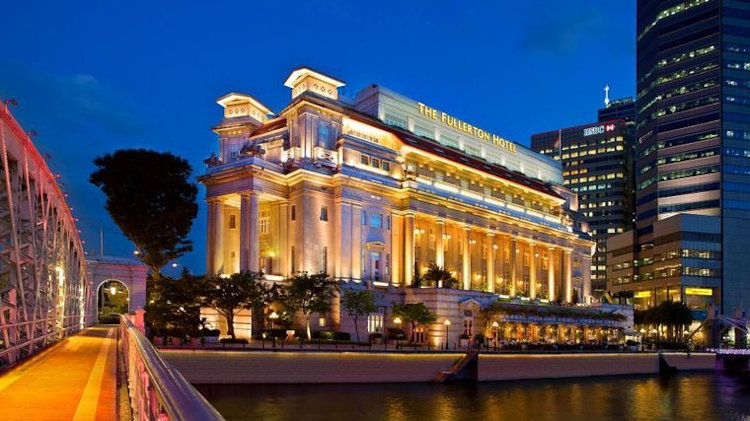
[
  {"left": 634, "top": 291, "right": 651, "bottom": 298},
  {"left": 393, "top": 316, "right": 402, "bottom": 325},
  {"left": 443, "top": 319, "right": 451, "bottom": 326},
  {"left": 685, "top": 287, "right": 712, "bottom": 296}
]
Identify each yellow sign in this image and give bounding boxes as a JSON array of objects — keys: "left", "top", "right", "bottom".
[
  {"left": 417, "top": 102, "right": 517, "bottom": 153},
  {"left": 685, "top": 287, "right": 713, "bottom": 296},
  {"left": 634, "top": 291, "right": 651, "bottom": 298}
]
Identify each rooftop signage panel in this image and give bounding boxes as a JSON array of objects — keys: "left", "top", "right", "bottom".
[{"left": 416, "top": 102, "right": 518, "bottom": 153}]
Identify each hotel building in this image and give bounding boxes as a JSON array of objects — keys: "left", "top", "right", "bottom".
[
  {"left": 531, "top": 118, "right": 635, "bottom": 297},
  {"left": 200, "top": 67, "right": 599, "bottom": 344},
  {"left": 608, "top": 0, "right": 750, "bottom": 328}
]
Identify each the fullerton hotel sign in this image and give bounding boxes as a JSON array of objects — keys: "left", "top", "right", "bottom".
[{"left": 417, "top": 102, "right": 518, "bottom": 153}]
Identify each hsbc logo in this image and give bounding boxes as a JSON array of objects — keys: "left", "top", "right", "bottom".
[{"left": 584, "top": 124, "right": 617, "bottom": 137}]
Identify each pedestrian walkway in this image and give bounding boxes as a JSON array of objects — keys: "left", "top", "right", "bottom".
[{"left": 0, "top": 326, "right": 118, "bottom": 421}]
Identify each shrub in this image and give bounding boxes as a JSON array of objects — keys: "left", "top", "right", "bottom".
[
  {"left": 312, "top": 330, "right": 334, "bottom": 340},
  {"left": 625, "top": 339, "right": 639, "bottom": 346},
  {"left": 264, "top": 328, "right": 288, "bottom": 338},
  {"left": 219, "top": 338, "right": 248, "bottom": 344},
  {"left": 333, "top": 331, "right": 350, "bottom": 341},
  {"left": 387, "top": 328, "right": 405, "bottom": 340}
]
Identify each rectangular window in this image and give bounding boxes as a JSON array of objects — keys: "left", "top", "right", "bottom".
[
  {"left": 382, "top": 161, "right": 391, "bottom": 171},
  {"left": 370, "top": 213, "right": 382, "bottom": 229},
  {"left": 367, "top": 313, "right": 383, "bottom": 333},
  {"left": 291, "top": 246, "right": 296, "bottom": 273},
  {"left": 371, "top": 157, "right": 381, "bottom": 168},
  {"left": 319, "top": 246, "right": 327, "bottom": 273},
  {"left": 362, "top": 210, "right": 367, "bottom": 225},
  {"left": 228, "top": 214, "right": 236, "bottom": 229},
  {"left": 291, "top": 205, "right": 296, "bottom": 221},
  {"left": 385, "top": 215, "right": 391, "bottom": 230},
  {"left": 360, "top": 155, "right": 370, "bottom": 165},
  {"left": 320, "top": 206, "right": 328, "bottom": 221}
]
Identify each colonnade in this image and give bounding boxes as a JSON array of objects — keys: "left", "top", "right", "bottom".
[{"left": 402, "top": 214, "right": 575, "bottom": 303}]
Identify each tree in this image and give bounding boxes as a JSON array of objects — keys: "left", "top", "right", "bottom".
[
  {"left": 635, "top": 300, "right": 693, "bottom": 342},
  {"left": 89, "top": 149, "right": 198, "bottom": 278},
  {"left": 203, "top": 271, "right": 272, "bottom": 339},
  {"left": 342, "top": 288, "right": 377, "bottom": 341},
  {"left": 282, "top": 272, "right": 338, "bottom": 340},
  {"left": 422, "top": 263, "right": 459, "bottom": 289},
  {"left": 392, "top": 303, "right": 437, "bottom": 343}
]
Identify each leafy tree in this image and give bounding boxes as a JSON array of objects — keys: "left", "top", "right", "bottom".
[
  {"left": 635, "top": 300, "right": 693, "bottom": 342},
  {"left": 282, "top": 272, "right": 338, "bottom": 340},
  {"left": 203, "top": 271, "right": 272, "bottom": 339},
  {"left": 90, "top": 149, "right": 198, "bottom": 278},
  {"left": 392, "top": 303, "right": 437, "bottom": 343},
  {"left": 342, "top": 288, "right": 377, "bottom": 341},
  {"left": 144, "top": 269, "right": 204, "bottom": 339},
  {"left": 423, "top": 263, "right": 459, "bottom": 289}
]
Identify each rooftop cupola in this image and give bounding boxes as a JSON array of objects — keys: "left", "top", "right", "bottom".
[
  {"left": 216, "top": 92, "right": 274, "bottom": 127},
  {"left": 284, "top": 66, "right": 345, "bottom": 101}
]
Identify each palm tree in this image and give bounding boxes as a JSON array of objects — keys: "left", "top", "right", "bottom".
[{"left": 423, "top": 263, "right": 459, "bottom": 289}]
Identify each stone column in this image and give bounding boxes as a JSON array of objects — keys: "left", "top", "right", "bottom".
[
  {"left": 510, "top": 238, "right": 517, "bottom": 296},
  {"left": 240, "top": 192, "right": 260, "bottom": 271},
  {"left": 582, "top": 253, "right": 592, "bottom": 304},
  {"left": 279, "top": 203, "right": 289, "bottom": 276},
  {"left": 529, "top": 243, "right": 537, "bottom": 299},
  {"left": 462, "top": 226, "right": 471, "bottom": 290},
  {"left": 206, "top": 198, "right": 217, "bottom": 274},
  {"left": 548, "top": 247, "right": 556, "bottom": 301},
  {"left": 404, "top": 213, "right": 415, "bottom": 286},
  {"left": 435, "top": 219, "right": 445, "bottom": 267},
  {"left": 486, "top": 232, "right": 495, "bottom": 293},
  {"left": 564, "top": 249, "right": 572, "bottom": 303},
  {"left": 212, "top": 199, "right": 225, "bottom": 274}
]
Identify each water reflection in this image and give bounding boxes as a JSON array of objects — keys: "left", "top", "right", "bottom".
[{"left": 196, "top": 373, "right": 750, "bottom": 421}]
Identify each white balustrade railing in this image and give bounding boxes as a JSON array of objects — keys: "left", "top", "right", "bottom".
[{"left": 119, "top": 315, "right": 224, "bottom": 421}]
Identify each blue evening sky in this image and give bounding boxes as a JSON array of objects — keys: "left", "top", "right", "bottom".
[{"left": 1, "top": 1, "right": 635, "bottom": 274}]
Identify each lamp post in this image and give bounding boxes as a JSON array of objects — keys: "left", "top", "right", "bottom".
[
  {"left": 394, "top": 316, "right": 402, "bottom": 349},
  {"left": 444, "top": 319, "right": 451, "bottom": 350}
]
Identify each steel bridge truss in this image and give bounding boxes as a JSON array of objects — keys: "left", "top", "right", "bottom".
[{"left": 0, "top": 102, "right": 89, "bottom": 366}]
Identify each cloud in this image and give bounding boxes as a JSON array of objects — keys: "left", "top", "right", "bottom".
[{"left": 0, "top": 63, "right": 144, "bottom": 139}]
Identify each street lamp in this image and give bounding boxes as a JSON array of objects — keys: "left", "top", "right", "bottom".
[
  {"left": 394, "top": 316, "right": 402, "bottom": 348},
  {"left": 269, "top": 311, "right": 279, "bottom": 328},
  {"left": 444, "top": 319, "right": 452, "bottom": 350},
  {"left": 109, "top": 285, "right": 117, "bottom": 296}
]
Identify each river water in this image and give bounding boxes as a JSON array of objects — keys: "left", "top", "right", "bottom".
[{"left": 196, "top": 372, "right": 750, "bottom": 421}]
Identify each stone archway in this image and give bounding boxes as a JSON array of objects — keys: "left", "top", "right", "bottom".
[
  {"left": 86, "top": 256, "right": 148, "bottom": 325},
  {"left": 97, "top": 279, "right": 130, "bottom": 323}
]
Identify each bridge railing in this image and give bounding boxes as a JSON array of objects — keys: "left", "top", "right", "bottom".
[{"left": 119, "top": 315, "right": 224, "bottom": 421}]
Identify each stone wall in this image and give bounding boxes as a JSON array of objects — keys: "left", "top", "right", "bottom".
[{"left": 162, "top": 350, "right": 716, "bottom": 385}]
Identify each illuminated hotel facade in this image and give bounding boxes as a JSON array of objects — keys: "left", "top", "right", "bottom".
[{"left": 200, "top": 67, "right": 598, "bottom": 343}]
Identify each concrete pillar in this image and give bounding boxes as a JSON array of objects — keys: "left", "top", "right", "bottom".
[
  {"left": 212, "top": 199, "right": 225, "bottom": 274},
  {"left": 486, "top": 232, "right": 495, "bottom": 293},
  {"left": 548, "top": 247, "right": 555, "bottom": 301},
  {"left": 529, "top": 243, "right": 537, "bottom": 299},
  {"left": 334, "top": 201, "right": 353, "bottom": 280},
  {"left": 391, "top": 213, "right": 403, "bottom": 286},
  {"left": 404, "top": 213, "right": 415, "bottom": 286},
  {"left": 279, "top": 203, "right": 289, "bottom": 277},
  {"left": 582, "top": 253, "right": 592, "bottom": 304},
  {"left": 206, "top": 198, "right": 216, "bottom": 274},
  {"left": 352, "top": 205, "right": 362, "bottom": 281},
  {"left": 435, "top": 219, "right": 445, "bottom": 267},
  {"left": 564, "top": 249, "right": 572, "bottom": 303},
  {"left": 462, "top": 226, "right": 471, "bottom": 290},
  {"left": 240, "top": 192, "right": 260, "bottom": 271},
  {"left": 510, "top": 238, "right": 517, "bottom": 296}
]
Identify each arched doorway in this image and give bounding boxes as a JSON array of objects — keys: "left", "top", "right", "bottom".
[{"left": 97, "top": 279, "right": 129, "bottom": 324}]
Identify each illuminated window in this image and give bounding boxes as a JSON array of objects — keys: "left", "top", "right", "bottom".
[
  {"left": 228, "top": 214, "right": 236, "bottom": 229},
  {"left": 259, "top": 210, "right": 270, "bottom": 234},
  {"left": 367, "top": 313, "right": 383, "bottom": 333}
]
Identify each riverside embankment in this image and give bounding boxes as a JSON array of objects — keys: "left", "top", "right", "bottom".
[{"left": 160, "top": 349, "right": 716, "bottom": 384}]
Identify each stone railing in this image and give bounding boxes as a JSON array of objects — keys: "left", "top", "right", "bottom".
[{"left": 119, "top": 315, "right": 224, "bottom": 421}]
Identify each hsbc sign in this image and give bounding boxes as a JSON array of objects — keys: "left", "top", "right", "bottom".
[{"left": 583, "top": 123, "right": 617, "bottom": 137}]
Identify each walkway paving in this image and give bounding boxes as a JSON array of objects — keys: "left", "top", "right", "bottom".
[{"left": 0, "top": 326, "right": 118, "bottom": 421}]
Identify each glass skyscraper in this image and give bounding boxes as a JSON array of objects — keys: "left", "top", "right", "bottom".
[{"left": 609, "top": 0, "right": 750, "bottom": 324}]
